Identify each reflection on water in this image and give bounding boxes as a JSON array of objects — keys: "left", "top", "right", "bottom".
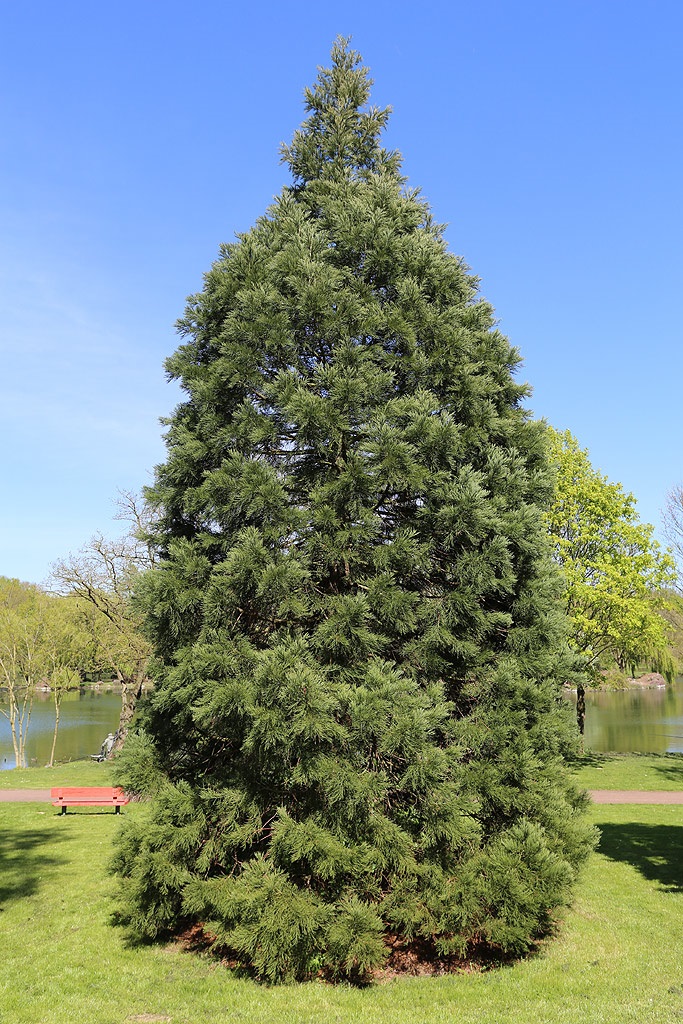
[
  {"left": 0, "top": 689, "right": 121, "bottom": 769},
  {"left": 5, "top": 680, "right": 683, "bottom": 764},
  {"left": 568, "top": 678, "right": 683, "bottom": 753}
]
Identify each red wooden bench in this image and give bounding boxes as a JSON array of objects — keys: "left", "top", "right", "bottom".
[{"left": 51, "top": 786, "right": 129, "bottom": 814}]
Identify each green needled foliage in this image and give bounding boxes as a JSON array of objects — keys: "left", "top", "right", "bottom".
[{"left": 113, "top": 39, "right": 595, "bottom": 982}]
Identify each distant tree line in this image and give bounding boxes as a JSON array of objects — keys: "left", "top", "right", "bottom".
[{"left": 0, "top": 492, "right": 155, "bottom": 767}]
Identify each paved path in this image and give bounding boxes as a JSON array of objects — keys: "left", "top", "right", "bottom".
[
  {"left": 1, "top": 789, "right": 683, "bottom": 804},
  {"left": 0, "top": 789, "right": 51, "bottom": 802},
  {"left": 589, "top": 790, "right": 683, "bottom": 804}
]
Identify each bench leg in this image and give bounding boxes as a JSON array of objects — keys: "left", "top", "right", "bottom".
[
  {"left": 115, "top": 805, "right": 121, "bottom": 814},
  {"left": 60, "top": 806, "right": 67, "bottom": 815}
]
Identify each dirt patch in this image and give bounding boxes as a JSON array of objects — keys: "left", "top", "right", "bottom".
[
  {"left": 372, "top": 935, "right": 474, "bottom": 982},
  {"left": 174, "top": 924, "right": 243, "bottom": 972},
  {"left": 369, "top": 932, "right": 530, "bottom": 983},
  {"left": 127, "top": 1017, "right": 172, "bottom": 1023}
]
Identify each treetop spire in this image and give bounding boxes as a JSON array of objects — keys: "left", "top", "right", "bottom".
[{"left": 281, "top": 36, "right": 402, "bottom": 186}]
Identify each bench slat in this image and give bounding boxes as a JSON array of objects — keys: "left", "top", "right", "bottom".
[{"left": 50, "top": 786, "right": 129, "bottom": 811}]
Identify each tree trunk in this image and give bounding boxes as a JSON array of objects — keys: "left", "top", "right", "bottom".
[
  {"left": 48, "top": 692, "right": 62, "bottom": 767},
  {"left": 7, "top": 681, "right": 33, "bottom": 768},
  {"left": 8, "top": 693, "right": 22, "bottom": 767},
  {"left": 111, "top": 672, "right": 145, "bottom": 754},
  {"left": 576, "top": 682, "right": 586, "bottom": 736}
]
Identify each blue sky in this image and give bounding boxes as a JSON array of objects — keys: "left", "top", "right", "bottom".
[{"left": 2, "top": 1, "right": 682, "bottom": 584}]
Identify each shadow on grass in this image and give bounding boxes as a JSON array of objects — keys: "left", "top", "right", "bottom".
[
  {"left": 597, "top": 822, "right": 683, "bottom": 891},
  {"left": 0, "top": 825, "right": 71, "bottom": 907},
  {"left": 653, "top": 757, "right": 683, "bottom": 785},
  {"left": 570, "top": 752, "right": 615, "bottom": 769},
  {"left": 54, "top": 810, "right": 128, "bottom": 816}
]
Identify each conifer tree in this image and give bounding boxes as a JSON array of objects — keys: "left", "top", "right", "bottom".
[{"left": 112, "top": 40, "right": 595, "bottom": 981}]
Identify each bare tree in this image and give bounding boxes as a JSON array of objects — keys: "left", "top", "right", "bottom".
[
  {"left": 50, "top": 492, "right": 158, "bottom": 753},
  {"left": 664, "top": 484, "right": 683, "bottom": 590},
  {"left": 114, "top": 488, "right": 160, "bottom": 570}
]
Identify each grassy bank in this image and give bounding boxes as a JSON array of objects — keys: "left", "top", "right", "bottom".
[
  {"left": 0, "top": 760, "right": 115, "bottom": 788},
  {"left": 572, "top": 752, "right": 683, "bottom": 790},
  {"left": 1, "top": 755, "right": 683, "bottom": 1022}
]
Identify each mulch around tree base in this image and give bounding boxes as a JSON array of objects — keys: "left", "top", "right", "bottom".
[{"left": 1, "top": 789, "right": 683, "bottom": 804}]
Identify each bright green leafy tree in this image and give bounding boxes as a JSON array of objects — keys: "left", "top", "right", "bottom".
[
  {"left": 112, "top": 40, "right": 595, "bottom": 981},
  {"left": 546, "top": 427, "right": 676, "bottom": 731}
]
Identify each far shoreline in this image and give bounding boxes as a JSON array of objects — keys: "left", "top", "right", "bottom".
[{"left": 564, "top": 671, "right": 671, "bottom": 693}]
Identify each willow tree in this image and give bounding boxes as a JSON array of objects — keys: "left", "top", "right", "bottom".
[{"left": 113, "top": 40, "right": 594, "bottom": 981}]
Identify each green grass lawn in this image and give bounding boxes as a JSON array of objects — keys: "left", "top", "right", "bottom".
[
  {"left": 1, "top": 780, "right": 683, "bottom": 1023},
  {"left": 572, "top": 752, "right": 683, "bottom": 790},
  {"left": 0, "top": 760, "right": 115, "bottom": 788}
]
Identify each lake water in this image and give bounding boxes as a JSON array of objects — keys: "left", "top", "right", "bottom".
[
  {"left": 0, "top": 689, "right": 121, "bottom": 769},
  {"left": 3, "top": 679, "right": 683, "bottom": 767},
  {"left": 570, "top": 678, "right": 683, "bottom": 753}
]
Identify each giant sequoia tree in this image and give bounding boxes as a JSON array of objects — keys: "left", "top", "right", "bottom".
[{"left": 113, "top": 41, "right": 594, "bottom": 981}]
